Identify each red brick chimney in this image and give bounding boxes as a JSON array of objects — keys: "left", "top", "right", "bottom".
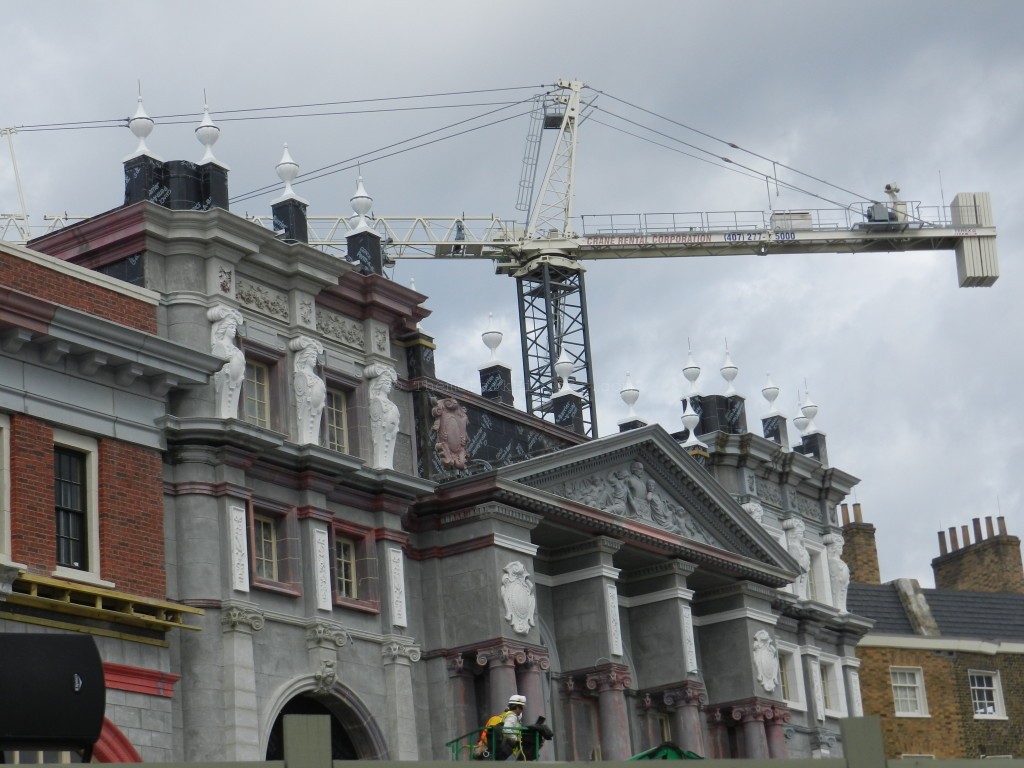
[
  {"left": 932, "top": 516, "right": 1024, "bottom": 593},
  {"left": 840, "top": 502, "right": 881, "bottom": 584}
]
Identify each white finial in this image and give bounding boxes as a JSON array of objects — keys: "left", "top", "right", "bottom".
[
  {"left": 409, "top": 276, "right": 417, "bottom": 292},
  {"left": 801, "top": 392, "right": 820, "bottom": 434},
  {"left": 762, "top": 374, "right": 781, "bottom": 416},
  {"left": 126, "top": 95, "right": 160, "bottom": 160},
  {"left": 681, "top": 398, "right": 707, "bottom": 450},
  {"left": 792, "top": 391, "right": 810, "bottom": 434},
  {"left": 620, "top": 373, "right": 639, "bottom": 420},
  {"left": 482, "top": 313, "right": 503, "bottom": 363},
  {"left": 682, "top": 351, "right": 701, "bottom": 397},
  {"left": 553, "top": 347, "right": 573, "bottom": 396},
  {"left": 273, "top": 143, "right": 308, "bottom": 205},
  {"left": 720, "top": 350, "right": 739, "bottom": 396},
  {"left": 195, "top": 103, "right": 225, "bottom": 167},
  {"left": 348, "top": 175, "right": 374, "bottom": 233}
]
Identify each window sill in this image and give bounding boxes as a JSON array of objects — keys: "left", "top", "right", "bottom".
[
  {"left": 252, "top": 579, "right": 302, "bottom": 598},
  {"left": 894, "top": 712, "right": 931, "bottom": 718},
  {"left": 334, "top": 596, "right": 381, "bottom": 614},
  {"left": 52, "top": 566, "right": 115, "bottom": 590},
  {"left": 973, "top": 714, "right": 1009, "bottom": 721},
  {"left": 784, "top": 700, "right": 807, "bottom": 712}
]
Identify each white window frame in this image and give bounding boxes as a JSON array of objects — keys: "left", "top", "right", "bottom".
[
  {"left": 776, "top": 641, "right": 807, "bottom": 711},
  {"left": 51, "top": 429, "right": 112, "bottom": 588},
  {"left": 805, "top": 540, "right": 833, "bottom": 605},
  {"left": 818, "top": 654, "right": 848, "bottom": 718},
  {"left": 244, "top": 361, "right": 271, "bottom": 428},
  {"left": 891, "top": 666, "right": 929, "bottom": 718},
  {"left": 969, "top": 669, "right": 1007, "bottom": 720},
  {"left": 324, "top": 387, "right": 349, "bottom": 453}
]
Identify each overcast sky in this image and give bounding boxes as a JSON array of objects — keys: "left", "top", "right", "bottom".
[{"left": 3, "top": 1, "right": 1021, "bottom": 587}]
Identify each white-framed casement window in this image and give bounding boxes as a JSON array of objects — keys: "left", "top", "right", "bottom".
[
  {"left": 818, "top": 655, "right": 847, "bottom": 717},
  {"left": 0, "top": 413, "right": 12, "bottom": 565},
  {"left": 253, "top": 514, "right": 279, "bottom": 581},
  {"left": 806, "top": 542, "right": 833, "bottom": 604},
  {"left": 969, "top": 669, "right": 1007, "bottom": 719},
  {"left": 324, "top": 387, "right": 349, "bottom": 453},
  {"left": 51, "top": 430, "right": 111, "bottom": 588},
  {"left": 334, "top": 535, "right": 357, "bottom": 599},
  {"left": 248, "top": 501, "right": 300, "bottom": 596},
  {"left": 776, "top": 642, "right": 807, "bottom": 710},
  {"left": 331, "top": 521, "right": 379, "bottom": 612},
  {"left": 891, "top": 666, "right": 929, "bottom": 717},
  {"left": 244, "top": 361, "right": 271, "bottom": 428}
]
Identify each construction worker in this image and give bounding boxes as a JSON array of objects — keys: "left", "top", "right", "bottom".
[{"left": 502, "top": 694, "right": 526, "bottom": 759}]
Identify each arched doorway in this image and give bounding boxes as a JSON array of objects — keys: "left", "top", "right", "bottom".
[{"left": 264, "top": 690, "right": 388, "bottom": 761}]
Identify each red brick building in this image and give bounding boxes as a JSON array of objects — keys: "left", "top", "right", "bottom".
[
  {"left": 846, "top": 507, "right": 1024, "bottom": 758},
  {"left": 0, "top": 240, "right": 218, "bottom": 762}
]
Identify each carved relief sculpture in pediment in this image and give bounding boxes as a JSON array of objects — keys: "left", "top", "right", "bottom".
[
  {"left": 291, "top": 336, "right": 326, "bottom": 445},
  {"left": 500, "top": 561, "right": 536, "bottom": 635},
  {"left": 752, "top": 629, "right": 780, "bottom": 693},
  {"left": 208, "top": 305, "right": 245, "bottom": 419},
  {"left": 552, "top": 462, "right": 715, "bottom": 545},
  {"left": 431, "top": 396, "right": 469, "bottom": 469}
]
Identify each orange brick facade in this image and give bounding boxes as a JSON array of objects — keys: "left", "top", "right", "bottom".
[
  {"left": 857, "top": 646, "right": 966, "bottom": 758},
  {"left": 933, "top": 536, "right": 1024, "bottom": 594},
  {"left": 0, "top": 249, "right": 156, "bottom": 334},
  {"left": 859, "top": 645, "right": 1024, "bottom": 758},
  {"left": 7, "top": 412, "right": 166, "bottom": 597}
]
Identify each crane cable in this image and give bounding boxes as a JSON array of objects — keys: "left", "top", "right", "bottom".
[
  {"left": 11, "top": 84, "right": 546, "bottom": 132},
  {"left": 230, "top": 93, "right": 549, "bottom": 204},
  {"left": 588, "top": 87, "right": 908, "bottom": 214}
]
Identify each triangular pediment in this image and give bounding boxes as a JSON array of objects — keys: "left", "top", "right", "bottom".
[{"left": 498, "top": 424, "right": 795, "bottom": 574}]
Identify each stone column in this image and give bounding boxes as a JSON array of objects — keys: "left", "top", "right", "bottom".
[
  {"left": 664, "top": 682, "right": 707, "bottom": 756},
  {"left": 731, "top": 702, "right": 770, "bottom": 759},
  {"left": 381, "top": 641, "right": 422, "bottom": 759},
  {"left": 447, "top": 654, "right": 476, "bottom": 746},
  {"left": 481, "top": 645, "right": 523, "bottom": 715},
  {"left": 705, "top": 708, "right": 730, "bottom": 759},
  {"left": 637, "top": 693, "right": 661, "bottom": 749},
  {"left": 587, "top": 664, "right": 633, "bottom": 761},
  {"left": 518, "top": 649, "right": 550, "bottom": 723},
  {"left": 765, "top": 704, "right": 791, "bottom": 758},
  {"left": 219, "top": 606, "right": 264, "bottom": 761},
  {"left": 559, "top": 677, "right": 579, "bottom": 761}
]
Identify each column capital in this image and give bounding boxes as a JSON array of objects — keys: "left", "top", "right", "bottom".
[
  {"left": 476, "top": 642, "right": 527, "bottom": 667},
  {"left": 662, "top": 681, "right": 708, "bottom": 709},
  {"left": 731, "top": 701, "right": 772, "bottom": 724},
  {"left": 586, "top": 663, "right": 632, "bottom": 693}
]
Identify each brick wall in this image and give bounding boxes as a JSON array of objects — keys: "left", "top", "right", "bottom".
[
  {"left": 840, "top": 503, "right": 882, "bottom": 584},
  {"left": 953, "top": 652, "right": 1024, "bottom": 757},
  {"left": 97, "top": 438, "right": 166, "bottom": 596},
  {"left": 932, "top": 537, "right": 1024, "bottom": 593},
  {"left": 857, "top": 645, "right": 965, "bottom": 758},
  {"left": 7, "top": 413, "right": 166, "bottom": 597},
  {"left": 8, "top": 414, "right": 53, "bottom": 573},
  {"left": 0, "top": 248, "right": 156, "bottom": 334}
]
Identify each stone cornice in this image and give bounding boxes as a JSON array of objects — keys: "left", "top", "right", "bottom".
[{"left": 0, "top": 287, "right": 220, "bottom": 388}]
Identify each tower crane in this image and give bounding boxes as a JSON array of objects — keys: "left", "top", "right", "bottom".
[
  {"left": 292, "top": 79, "right": 998, "bottom": 438},
  {"left": 4, "top": 81, "right": 997, "bottom": 439}
]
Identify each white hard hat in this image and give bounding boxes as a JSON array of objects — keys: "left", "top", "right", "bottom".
[{"left": 508, "top": 694, "right": 526, "bottom": 707}]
